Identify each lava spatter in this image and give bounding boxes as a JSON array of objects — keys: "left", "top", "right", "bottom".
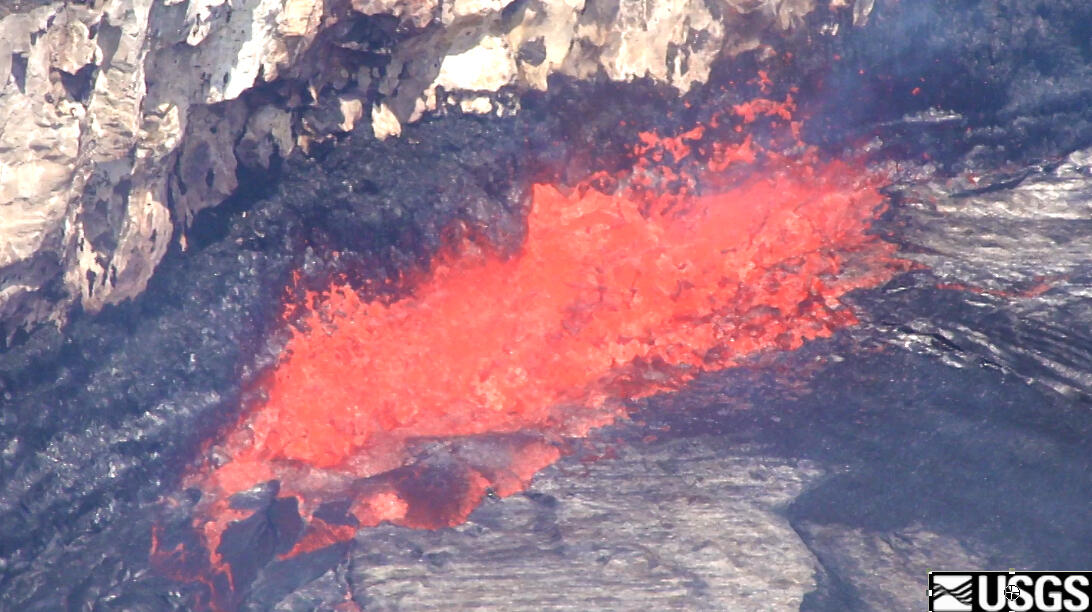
[{"left": 163, "top": 95, "right": 905, "bottom": 601}]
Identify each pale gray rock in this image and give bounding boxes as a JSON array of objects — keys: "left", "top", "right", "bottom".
[
  {"left": 797, "top": 523, "right": 988, "bottom": 612},
  {"left": 342, "top": 442, "right": 824, "bottom": 610},
  {"left": 170, "top": 100, "right": 247, "bottom": 228}
]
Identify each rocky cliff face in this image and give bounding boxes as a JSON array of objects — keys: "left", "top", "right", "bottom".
[
  {"left": 0, "top": 0, "right": 325, "bottom": 337},
  {"left": 0, "top": 0, "right": 876, "bottom": 339}
]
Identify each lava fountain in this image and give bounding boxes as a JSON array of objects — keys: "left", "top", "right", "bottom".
[{"left": 158, "top": 93, "right": 905, "bottom": 603}]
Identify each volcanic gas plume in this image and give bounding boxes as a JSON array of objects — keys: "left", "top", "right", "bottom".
[{"left": 162, "top": 94, "right": 904, "bottom": 595}]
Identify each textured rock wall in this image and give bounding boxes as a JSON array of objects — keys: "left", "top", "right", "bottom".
[
  {"left": 0, "top": 0, "right": 327, "bottom": 338},
  {"left": 0, "top": 0, "right": 876, "bottom": 338}
]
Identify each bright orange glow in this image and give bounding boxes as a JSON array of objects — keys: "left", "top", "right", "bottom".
[{"left": 172, "top": 97, "right": 904, "bottom": 584}]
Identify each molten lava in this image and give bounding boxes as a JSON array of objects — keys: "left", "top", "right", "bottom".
[{"left": 171, "top": 95, "right": 903, "bottom": 593}]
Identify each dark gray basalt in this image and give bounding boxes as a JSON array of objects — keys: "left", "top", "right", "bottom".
[{"left": 811, "top": 0, "right": 1092, "bottom": 166}]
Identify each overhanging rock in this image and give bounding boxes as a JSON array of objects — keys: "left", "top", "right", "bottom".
[{"left": 0, "top": 0, "right": 875, "bottom": 339}]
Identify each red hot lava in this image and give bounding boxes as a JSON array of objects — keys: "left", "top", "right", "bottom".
[{"left": 170, "top": 95, "right": 903, "bottom": 590}]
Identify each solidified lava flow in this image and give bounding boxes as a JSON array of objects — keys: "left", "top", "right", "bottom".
[{"left": 167, "top": 95, "right": 904, "bottom": 597}]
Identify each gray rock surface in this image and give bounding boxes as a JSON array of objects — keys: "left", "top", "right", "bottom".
[
  {"left": 347, "top": 443, "right": 824, "bottom": 610},
  {"left": 878, "top": 147, "right": 1092, "bottom": 398},
  {"left": 798, "top": 523, "right": 987, "bottom": 612}
]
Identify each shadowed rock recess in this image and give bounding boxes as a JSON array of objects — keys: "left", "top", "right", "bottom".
[{"left": 2, "top": 0, "right": 1092, "bottom": 610}]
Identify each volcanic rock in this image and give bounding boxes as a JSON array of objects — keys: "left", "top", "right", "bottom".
[{"left": 0, "top": 0, "right": 871, "bottom": 338}]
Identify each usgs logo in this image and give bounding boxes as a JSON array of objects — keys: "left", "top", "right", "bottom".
[{"left": 930, "top": 571, "right": 1092, "bottom": 612}]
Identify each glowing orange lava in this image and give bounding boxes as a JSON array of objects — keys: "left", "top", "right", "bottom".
[{"left": 175, "top": 97, "right": 903, "bottom": 587}]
